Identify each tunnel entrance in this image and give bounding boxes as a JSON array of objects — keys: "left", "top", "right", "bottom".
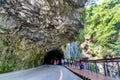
[{"left": 44, "top": 49, "right": 64, "bottom": 65}]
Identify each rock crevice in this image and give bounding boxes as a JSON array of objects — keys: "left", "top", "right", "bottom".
[{"left": 0, "top": 0, "right": 86, "bottom": 72}]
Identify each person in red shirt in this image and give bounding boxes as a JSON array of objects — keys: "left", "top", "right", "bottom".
[{"left": 54, "top": 59, "right": 57, "bottom": 65}]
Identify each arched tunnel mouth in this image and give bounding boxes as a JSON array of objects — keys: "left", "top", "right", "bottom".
[{"left": 43, "top": 49, "right": 64, "bottom": 65}]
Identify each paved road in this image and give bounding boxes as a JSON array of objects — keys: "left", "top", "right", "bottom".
[{"left": 0, "top": 65, "right": 83, "bottom": 80}]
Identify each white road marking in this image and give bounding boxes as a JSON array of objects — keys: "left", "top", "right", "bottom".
[{"left": 59, "top": 69, "right": 63, "bottom": 80}]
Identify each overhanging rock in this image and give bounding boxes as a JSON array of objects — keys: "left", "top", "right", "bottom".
[
  {"left": 0, "top": 0, "right": 87, "bottom": 72},
  {"left": 0, "top": 0, "right": 86, "bottom": 51}
]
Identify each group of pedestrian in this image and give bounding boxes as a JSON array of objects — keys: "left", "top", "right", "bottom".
[
  {"left": 60, "top": 58, "right": 85, "bottom": 70},
  {"left": 53, "top": 58, "right": 87, "bottom": 70},
  {"left": 53, "top": 58, "right": 59, "bottom": 65}
]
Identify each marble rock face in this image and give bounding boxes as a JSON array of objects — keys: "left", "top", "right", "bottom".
[
  {"left": 0, "top": 0, "right": 86, "bottom": 51},
  {"left": 0, "top": 0, "right": 86, "bottom": 72}
]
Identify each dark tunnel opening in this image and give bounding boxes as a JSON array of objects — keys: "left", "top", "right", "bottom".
[{"left": 44, "top": 49, "right": 64, "bottom": 65}]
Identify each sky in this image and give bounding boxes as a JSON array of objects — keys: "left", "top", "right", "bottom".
[
  {"left": 85, "top": 0, "right": 105, "bottom": 8},
  {"left": 96, "top": 0, "right": 104, "bottom": 4}
]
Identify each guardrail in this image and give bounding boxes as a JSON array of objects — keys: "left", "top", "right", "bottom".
[{"left": 80, "top": 58, "right": 120, "bottom": 80}]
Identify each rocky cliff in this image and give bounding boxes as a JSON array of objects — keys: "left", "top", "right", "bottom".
[{"left": 0, "top": 0, "right": 86, "bottom": 73}]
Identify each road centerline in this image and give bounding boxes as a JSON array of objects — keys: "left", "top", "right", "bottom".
[{"left": 59, "top": 68, "right": 63, "bottom": 80}]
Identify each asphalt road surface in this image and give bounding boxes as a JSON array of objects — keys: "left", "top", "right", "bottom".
[{"left": 0, "top": 65, "right": 83, "bottom": 80}]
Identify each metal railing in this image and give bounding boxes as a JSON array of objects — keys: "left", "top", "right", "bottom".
[{"left": 81, "top": 58, "right": 120, "bottom": 80}]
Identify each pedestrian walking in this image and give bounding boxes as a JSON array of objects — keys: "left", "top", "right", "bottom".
[
  {"left": 70, "top": 59, "right": 73, "bottom": 67},
  {"left": 61, "top": 58, "right": 64, "bottom": 66},
  {"left": 79, "top": 59, "right": 84, "bottom": 70},
  {"left": 54, "top": 59, "right": 57, "bottom": 65}
]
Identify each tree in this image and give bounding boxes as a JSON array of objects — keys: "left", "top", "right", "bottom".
[{"left": 80, "top": 0, "right": 120, "bottom": 58}]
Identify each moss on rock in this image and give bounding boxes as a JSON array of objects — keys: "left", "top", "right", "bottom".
[{"left": 0, "top": 0, "right": 86, "bottom": 73}]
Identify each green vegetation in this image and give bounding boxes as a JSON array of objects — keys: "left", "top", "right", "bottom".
[
  {"left": 0, "top": 0, "right": 86, "bottom": 73},
  {"left": 0, "top": 22, "right": 44, "bottom": 73},
  {"left": 79, "top": 0, "right": 120, "bottom": 58}
]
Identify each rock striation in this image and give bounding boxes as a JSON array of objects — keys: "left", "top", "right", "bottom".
[{"left": 0, "top": 0, "right": 86, "bottom": 72}]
